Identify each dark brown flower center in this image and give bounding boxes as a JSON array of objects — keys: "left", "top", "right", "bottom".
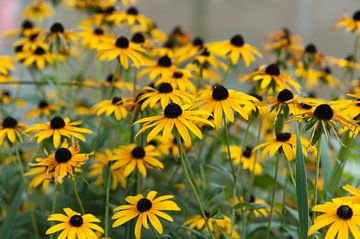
[
  {"left": 323, "top": 67, "right": 332, "bottom": 74},
  {"left": 115, "top": 36, "right": 129, "bottom": 49},
  {"left": 22, "top": 20, "right": 33, "bottom": 29},
  {"left": 112, "top": 97, "right": 122, "bottom": 104},
  {"left": 34, "top": 47, "right": 46, "bottom": 55},
  {"left": 2, "top": 117, "right": 18, "bottom": 128},
  {"left": 249, "top": 195, "right": 255, "bottom": 203},
  {"left": 137, "top": 198, "right": 152, "bottom": 212},
  {"left": 200, "top": 48, "right": 210, "bottom": 57},
  {"left": 353, "top": 10, "right": 360, "bottom": 21},
  {"left": 127, "top": 7, "right": 138, "bottom": 15},
  {"left": 15, "top": 45, "right": 24, "bottom": 53},
  {"left": 212, "top": 84, "right": 229, "bottom": 101},
  {"left": 50, "top": 116, "right": 65, "bottom": 129},
  {"left": 158, "top": 83, "right": 173, "bottom": 93},
  {"left": 305, "top": 44, "right": 317, "bottom": 54},
  {"left": 69, "top": 215, "right": 83, "bottom": 227},
  {"left": 192, "top": 37, "right": 204, "bottom": 47},
  {"left": 29, "top": 33, "right": 39, "bottom": 42},
  {"left": 38, "top": 100, "right": 49, "bottom": 109},
  {"left": 337, "top": 205, "right": 353, "bottom": 220},
  {"left": 314, "top": 104, "right": 333, "bottom": 120},
  {"left": 265, "top": 64, "right": 280, "bottom": 76},
  {"left": 251, "top": 94, "right": 263, "bottom": 101},
  {"left": 300, "top": 103, "right": 312, "bottom": 110},
  {"left": 230, "top": 34, "right": 245, "bottom": 47},
  {"left": 345, "top": 55, "right": 355, "bottom": 62},
  {"left": 157, "top": 55, "right": 172, "bottom": 67},
  {"left": 55, "top": 148, "right": 72, "bottom": 163},
  {"left": 173, "top": 71, "right": 183, "bottom": 79},
  {"left": 276, "top": 132, "right": 291, "bottom": 142},
  {"left": 131, "top": 33, "right": 145, "bottom": 43},
  {"left": 131, "top": 146, "right": 145, "bottom": 159},
  {"left": 50, "top": 22, "right": 64, "bottom": 33},
  {"left": 164, "top": 103, "right": 182, "bottom": 118},
  {"left": 277, "top": 89, "right": 294, "bottom": 102},
  {"left": 242, "top": 146, "right": 253, "bottom": 158},
  {"left": 106, "top": 74, "right": 114, "bottom": 83},
  {"left": 93, "top": 28, "right": 104, "bottom": 35}
]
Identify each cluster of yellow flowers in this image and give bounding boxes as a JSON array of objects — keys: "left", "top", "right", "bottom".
[{"left": 0, "top": 0, "right": 359, "bottom": 239}]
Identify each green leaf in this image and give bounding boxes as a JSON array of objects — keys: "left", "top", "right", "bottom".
[
  {"left": 295, "top": 124, "right": 309, "bottom": 239},
  {"left": 0, "top": 183, "right": 24, "bottom": 239},
  {"left": 212, "top": 208, "right": 224, "bottom": 219},
  {"left": 311, "top": 125, "right": 322, "bottom": 146},
  {"left": 320, "top": 135, "right": 332, "bottom": 191}
]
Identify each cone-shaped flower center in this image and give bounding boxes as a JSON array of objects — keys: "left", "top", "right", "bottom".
[
  {"left": 276, "top": 132, "right": 291, "bottom": 142},
  {"left": 112, "top": 97, "right": 122, "bottom": 104},
  {"left": 93, "top": 28, "right": 104, "bottom": 35},
  {"left": 277, "top": 89, "right": 294, "bottom": 102},
  {"left": 314, "top": 104, "right": 333, "bottom": 120},
  {"left": 131, "top": 33, "right": 145, "bottom": 43},
  {"left": 127, "top": 7, "right": 138, "bottom": 15},
  {"left": 212, "top": 84, "right": 229, "bottom": 101},
  {"left": 137, "top": 198, "right": 152, "bottom": 212},
  {"left": 157, "top": 55, "right": 172, "bottom": 67},
  {"left": 69, "top": 215, "right": 83, "bottom": 227},
  {"left": 201, "top": 48, "right": 210, "bottom": 56},
  {"left": 34, "top": 47, "right": 46, "bottom": 55},
  {"left": 22, "top": 20, "right": 33, "bottom": 29},
  {"left": 300, "top": 103, "right": 312, "bottom": 110},
  {"left": 131, "top": 146, "right": 145, "bottom": 159},
  {"left": 173, "top": 71, "right": 183, "bottom": 79},
  {"left": 164, "top": 103, "right": 182, "bottom": 118},
  {"left": 2, "top": 117, "right": 17, "bottom": 128},
  {"left": 353, "top": 10, "right": 360, "bottom": 21},
  {"left": 50, "top": 116, "right": 65, "bottom": 129},
  {"left": 265, "top": 64, "right": 280, "bottom": 76},
  {"left": 38, "top": 100, "right": 49, "bottom": 109},
  {"left": 305, "top": 44, "right": 317, "bottom": 54},
  {"left": 55, "top": 148, "right": 72, "bottom": 163},
  {"left": 158, "top": 83, "right": 173, "bottom": 93},
  {"left": 242, "top": 146, "right": 253, "bottom": 158},
  {"left": 192, "top": 37, "right": 204, "bottom": 47},
  {"left": 337, "top": 205, "right": 353, "bottom": 220},
  {"left": 230, "top": 34, "right": 245, "bottom": 47},
  {"left": 50, "top": 22, "right": 64, "bottom": 33},
  {"left": 115, "top": 36, "right": 129, "bottom": 49},
  {"left": 249, "top": 195, "right": 256, "bottom": 203}
]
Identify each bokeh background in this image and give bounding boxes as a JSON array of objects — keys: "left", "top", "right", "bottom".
[{"left": 0, "top": 0, "right": 359, "bottom": 59}]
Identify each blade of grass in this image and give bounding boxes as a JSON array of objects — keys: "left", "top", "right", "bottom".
[{"left": 295, "top": 124, "right": 309, "bottom": 239}]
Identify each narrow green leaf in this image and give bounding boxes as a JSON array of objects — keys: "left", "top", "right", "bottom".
[
  {"left": 0, "top": 183, "right": 24, "bottom": 239},
  {"left": 295, "top": 124, "right": 309, "bottom": 239}
]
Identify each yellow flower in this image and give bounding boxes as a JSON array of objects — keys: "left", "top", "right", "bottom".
[
  {"left": 15, "top": 42, "right": 55, "bottom": 70},
  {"left": 227, "top": 145, "right": 263, "bottom": 175},
  {"left": 92, "top": 97, "right": 132, "bottom": 121},
  {"left": 78, "top": 26, "right": 112, "bottom": 49},
  {"left": 0, "top": 117, "right": 26, "bottom": 145},
  {"left": 308, "top": 198, "right": 360, "bottom": 239},
  {"left": 46, "top": 208, "right": 104, "bottom": 238},
  {"left": 25, "top": 116, "right": 92, "bottom": 147},
  {"left": 107, "top": 7, "right": 151, "bottom": 30},
  {"left": 155, "top": 69, "right": 196, "bottom": 93},
  {"left": 112, "top": 191, "right": 181, "bottom": 239},
  {"left": 22, "top": 0, "right": 53, "bottom": 21},
  {"left": 138, "top": 55, "right": 177, "bottom": 80},
  {"left": 111, "top": 144, "right": 163, "bottom": 177},
  {"left": 25, "top": 100, "right": 58, "bottom": 119},
  {"left": 32, "top": 140, "right": 91, "bottom": 182},
  {"left": 25, "top": 167, "right": 53, "bottom": 190},
  {"left": 0, "top": 56, "right": 15, "bottom": 75},
  {"left": 45, "top": 22, "right": 78, "bottom": 49},
  {"left": 264, "top": 28, "right": 303, "bottom": 53},
  {"left": 235, "top": 195, "right": 270, "bottom": 218},
  {"left": 134, "top": 103, "right": 213, "bottom": 146},
  {"left": 207, "top": 34, "right": 262, "bottom": 66},
  {"left": 196, "top": 84, "right": 258, "bottom": 128},
  {"left": 327, "top": 55, "right": 360, "bottom": 72},
  {"left": 97, "top": 36, "right": 145, "bottom": 69},
  {"left": 335, "top": 10, "right": 360, "bottom": 33}
]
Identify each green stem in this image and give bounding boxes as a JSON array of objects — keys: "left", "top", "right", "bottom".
[
  {"left": 104, "top": 165, "right": 112, "bottom": 238},
  {"left": 49, "top": 186, "right": 58, "bottom": 239},
  {"left": 248, "top": 120, "right": 262, "bottom": 198},
  {"left": 175, "top": 132, "right": 216, "bottom": 239},
  {"left": 150, "top": 225, "right": 161, "bottom": 239},
  {"left": 266, "top": 153, "right": 281, "bottom": 239},
  {"left": 71, "top": 177, "right": 85, "bottom": 214},
  {"left": 221, "top": 63, "right": 232, "bottom": 84},
  {"left": 312, "top": 136, "right": 322, "bottom": 222}
]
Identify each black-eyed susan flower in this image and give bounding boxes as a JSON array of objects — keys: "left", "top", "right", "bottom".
[
  {"left": 46, "top": 208, "right": 104, "bottom": 238},
  {"left": 25, "top": 100, "right": 57, "bottom": 119},
  {"left": 196, "top": 84, "right": 258, "bottom": 128},
  {"left": 308, "top": 198, "right": 360, "bottom": 239},
  {"left": 335, "top": 10, "right": 360, "bottom": 33},
  {"left": 254, "top": 132, "right": 310, "bottom": 161},
  {"left": 267, "top": 88, "right": 300, "bottom": 122},
  {"left": 138, "top": 55, "right": 176, "bottom": 80},
  {"left": 0, "top": 56, "right": 15, "bottom": 75},
  {"left": 0, "top": 117, "right": 26, "bottom": 145},
  {"left": 131, "top": 32, "right": 152, "bottom": 49},
  {"left": 92, "top": 97, "right": 132, "bottom": 121},
  {"left": 175, "top": 37, "right": 204, "bottom": 63},
  {"left": 45, "top": 22, "right": 78, "bottom": 49},
  {"left": 22, "top": 0, "right": 53, "bottom": 21},
  {"left": 112, "top": 191, "right": 180, "bottom": 239},
  {"left": 25, "top": 166, "right": 53, "bottom": 190},
  {"left": 33, "top": 140, "right": 91, "bottom": 182},
  {"left": 78, "top": 26, "right": 112, "bottom": 49},
  {"left": 264, "top": 28, "right": 303, "bottom": 54},
  {"left": 298, "top": 103, "right": 356, "bottom": 145},
  {"left": 97, "top": 35, "right": 145, "bottom": 69},
  {"left": 111, "top": 144, "right": 163, "bottom": 177},
  {"left": 101, "top": 73, "right": 133, "bottom": 91},
  {"left": 235, "top": 195, "right": 270, "bottom": 218},
  {"left": 155, "top": 69, "right": 196, "bottom": 93},
  {"left": 327, "top": 55, "right": 360, "bottom": 72},
  {"left": 243, "top": 63, "right": 301, "bottom": 93},
  {"left": 5, "top": 20, "right": 37, "bottom": 38},
  {"left": 107, "top": 7, "right": 151, "bottom": 30},
  {"left": 15, "top": 43, "right": 55, "bottom": 70},
  {"left": 25, "top": 116, "right": 92, "bottom": 147},
  {"left": 89, "top": 149, "right": 126, "bottom": 190},
  {"left": 134, "top": 103, "right": 213, "bottom": 146},
  {"left": 207, "top": 34, "right": 262, "bottom": 66},
  {"left": 137, "top": 82, "right": 193, "bottom": 110},
  {"left": 227, "top": 145, "right": 263, "bottom": 175}
]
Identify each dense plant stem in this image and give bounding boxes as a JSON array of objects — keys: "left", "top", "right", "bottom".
[
  {"left": 49, "top": 185, "right": 59, "bottom": 239},
  {"left": 312, "top": 136, "right": 322, "bottom": 222},
  {"left": 266, "top": 153, "right": 280, "bottom": 239},
  {"left": 175, "top": 132, "right": 216, "bottom": 239},
  {"left": 71, "top": 177, "right": 85, "bottom": 214},
  {"left": 104, "top": 165, "right": 112, "bottom": 238}
]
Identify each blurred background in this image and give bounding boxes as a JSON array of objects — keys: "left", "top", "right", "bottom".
[{"left": 0, "top": 0, "right": 359, "bottom": 58}]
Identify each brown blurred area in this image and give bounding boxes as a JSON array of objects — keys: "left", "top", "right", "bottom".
[{"left": 0, "top": 0, "right": 358, "bottom": 58}]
